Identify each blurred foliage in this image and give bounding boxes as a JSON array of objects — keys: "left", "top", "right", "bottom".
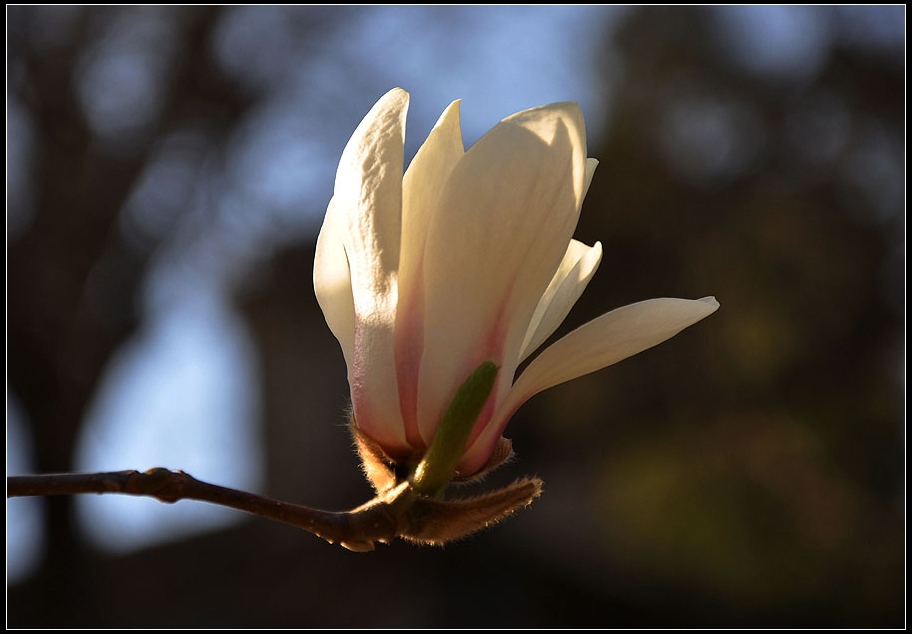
[
  {"left": 7, "top": 5, "right": 904, "bottom": 628},
  {"left": 542, "top": 6, "right": 904, "bottom": 624}
]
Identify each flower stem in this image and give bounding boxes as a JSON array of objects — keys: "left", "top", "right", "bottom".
[{"left": 7, "top": 468, "right": 400, "bottom": 552}]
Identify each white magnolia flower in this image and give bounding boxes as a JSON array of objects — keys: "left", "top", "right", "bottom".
[{"left": 314, "top": 87, "right": 718, "bottom": 479}]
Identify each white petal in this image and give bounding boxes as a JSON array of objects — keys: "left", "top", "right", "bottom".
[
  {"left": 313, "top": 197, "right": 355, "bottom": 369},
  {"left": 518, "top": 240, "right": 603, "bottom": 362},
  {"left": 512, "top": 295, "right": 721, "bottom": 404},
  {"left": 518, "top": 160, "right": 598, "bottom": 359},
  {"left": 416, "top": 102, "right": 589, "bottom": 443},
  {"left": 402, "top": 99, "right": 464, "bottom": 231},
  {"left": 395, "top": 100, "right": 465, "bottom": 446},
  {"left": 334, "top": 87, "right": 408, "bottom": 288},
  {"left": 333, "top": 88, "right": 410, "bottom": 451},
  {"left": 460, "top": 297, "right": 720, "bottom": 474}
]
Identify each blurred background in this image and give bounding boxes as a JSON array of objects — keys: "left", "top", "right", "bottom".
[{"left": 6, "top": 5, "right": 904, "bottom": 627}]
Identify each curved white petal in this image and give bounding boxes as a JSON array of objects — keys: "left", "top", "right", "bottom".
[
  {"left": 461, "top": 296, "right": 720, "bottom": 474},
  {"left": 416, "top": 102, "right": 589, "bottom": 443},
  {"left": 396, "top": 100, "right": 465, "bottom": 446},
  {"left": 518, "top": 240, "right": 603, "bottom": 362},
  {"left": 313, "top": 197, "right": 355, "bottom": 369},
  {"left": 333, "top": 87, "right": 410, "bottom": 451},
  {"left": 517, "top": 159, "right": 598, "bottom": 360}
]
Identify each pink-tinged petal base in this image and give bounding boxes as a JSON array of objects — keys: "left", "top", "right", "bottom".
[{"left": 394, "top": 270, "right": 427, "bottom": 449}]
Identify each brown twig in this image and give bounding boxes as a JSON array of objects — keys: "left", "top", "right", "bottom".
[
  {"left": 7, "top": 468, "right": 403, "bottom": 551},
  {"left": 6, "top": 467, "right": 542, "bottom": 550}
]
